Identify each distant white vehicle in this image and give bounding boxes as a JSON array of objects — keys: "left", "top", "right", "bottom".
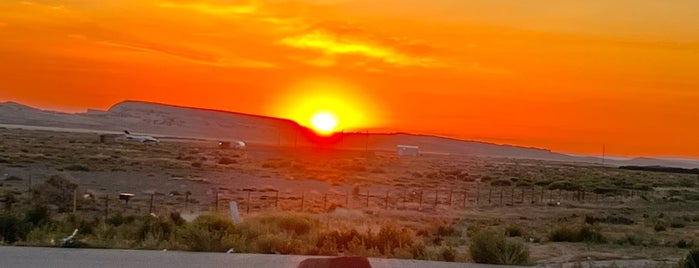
[
  {"left": 234, "top": 140, "right": 246, "bottom": 149},
  {"left": 123, "top": 130, "right": 160, "bottom": 143},
  {"left": 219, "top": 140, "right": 246, "bottom": 149}
]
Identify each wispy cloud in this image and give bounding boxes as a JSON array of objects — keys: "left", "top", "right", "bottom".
[
  {"left": 96, "top": 40, "right": 276, "bottom": 68},
  {"left": 279, "top": 29, "right": 442, "bottom": 68}
]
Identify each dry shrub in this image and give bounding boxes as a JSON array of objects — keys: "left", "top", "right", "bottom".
[
  {"left": 549, "top": 224, "right": 605, "bottom": 243},
  {"left": 177, "top": 215, "right": 236, "bottom": 252},
  {"left": 32, "top": 174, "right": 78, "bottom": 212},
  {"left": 469, "top": 230, "right": 531, "bottom": 265},
  {"left": 679, "top": 248, "right": 699, "bottom": 268}
]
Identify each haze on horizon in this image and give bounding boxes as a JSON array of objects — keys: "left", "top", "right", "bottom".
[{"left": 1, "top": 0, "right": 698, "bottom": 158}]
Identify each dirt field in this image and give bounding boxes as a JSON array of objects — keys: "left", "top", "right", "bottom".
[{"left": 1, "top": 126, "right": 697, "bottom": 266}]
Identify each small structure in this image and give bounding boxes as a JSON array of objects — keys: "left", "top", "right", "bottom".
[
  {"left": 397, "top": 145, "right": 419, "bottom": 156},
  {"left": 119, "top": 192, "right": 134, "bottom": 204}
]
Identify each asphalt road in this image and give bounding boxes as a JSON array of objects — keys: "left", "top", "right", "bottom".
[{"left": 0, "top": 246, "right": 524, "bottom": 268}]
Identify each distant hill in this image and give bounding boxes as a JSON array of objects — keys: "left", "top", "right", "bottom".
[{"left": 1, "top": 100, "right": 697, "bottom": 168}]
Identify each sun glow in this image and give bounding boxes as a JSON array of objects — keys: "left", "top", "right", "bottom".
[
  {"left": 268, "top": 77, "right": 383, "bottom": 133},
  {"left": 310, "top": 111, "right": 338, "bottom": 134}
]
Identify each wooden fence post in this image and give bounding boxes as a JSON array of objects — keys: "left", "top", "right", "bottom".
[
  {"left": 463, "top": 191, "right": 467, "bottom": 207},
  {"left": 476, "top": 187, "right": 480, "bottom": 205},
  {"left": 149, "top": 193, "right": 154, "bottom": 214},
  {"left": 105, "top": 195, "right": 109, "bottom": 219},
  {"left": 385, "top": 191, "right": 389, "bottom": 210},
  {"left": 247, "top": 191, "right": 251, "bottom": 213},
  {"left": 215, "top": 189, "right": 219, "bottom": 213},
  {"left": 434, "top": 190, "right": 438, "bottom": 208},
  {"left": 366, "top": 190, "right": 370, "bottom": 208},
  {"left": 499, "top": 188, "right": 503, "bottom": 206},
  {"left": 449, "top": 189, "right": 453, "bottom": 207},
  {"left": 419, "top": 191, "right": 423, "bottom": 210}
]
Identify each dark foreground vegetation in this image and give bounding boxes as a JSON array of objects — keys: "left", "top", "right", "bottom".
[{"left": 0, "top": 206, "right": 531, "bottom": 265}]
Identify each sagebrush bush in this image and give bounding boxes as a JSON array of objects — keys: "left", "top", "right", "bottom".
[
  {"left": 679, "top": 248, "right": 699, "bottom": 268},
  {"left": 32, "top": 174, "right": 78, "bottom": 212},
  {"left": 177, "top": 215, "right": 236, "bottom": 252},
  {"left": 469, "top": 230, "right": 531, "bottom": 265},
  {"left": 439, "top": 245, "right": 457, "bottom": 262},
  {"left": 505, "top": 225, "right": 524, "bottom": 237},
  {"left": 0, "top": 213, "right": 26, "bottom": 244}
]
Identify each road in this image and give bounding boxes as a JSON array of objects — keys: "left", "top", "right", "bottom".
[{"left": 0, "top": 246, "right": 525, "bottom": 268}]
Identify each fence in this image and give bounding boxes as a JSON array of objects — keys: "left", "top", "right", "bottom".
[{"left": 2, "top": 175, "right": 648, "bottom": 218}]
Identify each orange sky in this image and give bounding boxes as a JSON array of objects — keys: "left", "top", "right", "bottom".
[{"left": 1, "top": 0, "right": 698, "bottom": 158}]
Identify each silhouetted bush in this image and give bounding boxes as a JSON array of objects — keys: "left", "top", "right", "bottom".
[
  {"left": 0, "top": 213, "right": 26, "bottom": 243},
  {"left": 505, "top": 225, "right": 524, "bottom": 237},
  {"left": 548, "top": 180, "right": 581, "bottom": 191},
  {"left": 64, "top": 164, "right": 90, "bottom": 171},
  {"left": 549, "top": 225, "right": 605, "bottom": 243},
  {"left": 679, "top": 248, "right": 699, "bottom": 268}
]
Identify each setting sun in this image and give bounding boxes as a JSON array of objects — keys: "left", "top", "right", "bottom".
[
  {"left": 310, "top": 111, "right": 339, "bottom": 134},
  {"left": 267, "top": 77, "right": 384, "bottom": 134}
]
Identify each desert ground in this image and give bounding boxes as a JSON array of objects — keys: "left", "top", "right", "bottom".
[{"left": 1, "top": 126, "right": 698, "bottom": 267}]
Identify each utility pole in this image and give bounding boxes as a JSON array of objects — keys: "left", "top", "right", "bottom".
[{"left": 602, "top": 144, "right": 606, "bottom": 165}]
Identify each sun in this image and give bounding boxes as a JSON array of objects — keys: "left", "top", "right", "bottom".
[{"left": 310, "top": 111, "right": 339, "bottom": 135}]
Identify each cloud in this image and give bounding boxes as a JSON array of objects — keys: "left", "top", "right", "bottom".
[
  {"left": 279, "top": 29, "right": 442, "bottom": 68},
  {"left": 96, "top": 40, "right": 276, "bottom": 68}
]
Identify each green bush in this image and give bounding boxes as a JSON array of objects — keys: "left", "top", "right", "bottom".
[
  {"left": 548, "top": 180, "right": 581, "bottom": 191},
  {"left": 440, "top": 246, "right": 457, "bottom": 262},
  {"left": 137, "top": 217, "right": 174, "bottom": 245},
  {"left": 177, "top": 215, "right": 236, "bottom": 252},
  {"left": 316, "top": 229, "right": 362, "bottom": 253},
  {"left": 679, "top": 248, "right": 699, "bottom": 268},
  {"left": 374, "top": 224, "right": 415, "bottom": 255},
  {"left": 505, "top": 225, "right": 524, "bottom": 237},
  {"left": 0, "top": 213, "right": 27, "bottom": 244},
  {"left": 469, "top": 230, "right": 531, "bottom": 265},
  {"left": 64, "top": 165, "right": 90, "bottom": 171}
]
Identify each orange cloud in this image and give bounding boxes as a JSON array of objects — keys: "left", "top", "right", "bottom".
[{"left": 280, "top": 29, "right": 442, "bottom": 68}]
